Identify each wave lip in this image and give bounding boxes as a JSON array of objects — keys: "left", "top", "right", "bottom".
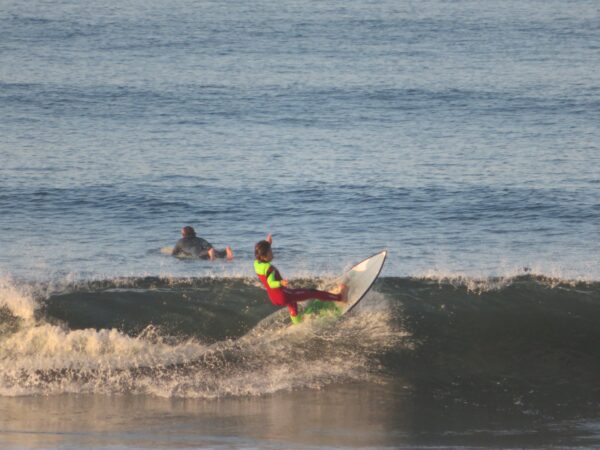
[{"left": 0, "top": 276, "right": 39, "bottom": 321}]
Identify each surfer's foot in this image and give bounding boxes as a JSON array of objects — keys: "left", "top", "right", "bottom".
[
  {"left": 290, "top": 314, "right": 303, "bottom": 325},
  {"left": 336, "top": 284, "right": 349, "bottom": 302},
  {"left": 208, "top": 248, "right": 216, "bottom": 261},
  {"left": 226, "top": 246, "right": 234, "bottom": 261}
]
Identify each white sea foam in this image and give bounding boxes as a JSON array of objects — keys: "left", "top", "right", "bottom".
[
  {"left": 0, "top": 324, "right": 207, "bottom": 371},
  {"left": 0, "top": 276, "right": 39, "bottom": 321},
  {"left": 0, "top": 287, "right": 406, "bottom": 398}
]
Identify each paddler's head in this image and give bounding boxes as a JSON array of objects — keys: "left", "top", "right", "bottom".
[
  {"left": 181, "top": 226, "right": 196, "bottom": 238},
  {"left": 255, "top": 240, "right": 273, "bottom": 262}
]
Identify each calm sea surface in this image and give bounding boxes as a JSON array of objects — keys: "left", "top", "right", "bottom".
[{"left": 1, "top": 0, "right": 599, "bottom": 448}]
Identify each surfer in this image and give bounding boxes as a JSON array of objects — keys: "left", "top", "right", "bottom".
[
  {"left": 172, "top": 226, "right": 234, "bottom": 260},
  {"left": 254, "top": 234, "right": 347, "bottom": 324}
]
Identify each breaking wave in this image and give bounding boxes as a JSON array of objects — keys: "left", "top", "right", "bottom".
[{"left": 0, "top": 273, "right": 599, "bottom": 402}]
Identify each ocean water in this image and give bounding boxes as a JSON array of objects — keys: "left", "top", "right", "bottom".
[{"left": 1, "top": 0, "right": 600, "bottom": 448}]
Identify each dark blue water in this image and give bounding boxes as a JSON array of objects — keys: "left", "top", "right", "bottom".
[{"left": 1, "top": 0, "right": 600, "bottom": 448}]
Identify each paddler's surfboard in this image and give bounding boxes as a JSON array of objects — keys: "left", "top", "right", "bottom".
[{"left": 301, "top": 250, "right": 387, "bottom": 320}]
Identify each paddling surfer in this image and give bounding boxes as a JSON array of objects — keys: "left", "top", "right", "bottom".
[{"left": 172, "top": 226, "right": 233, "bottom": 260}]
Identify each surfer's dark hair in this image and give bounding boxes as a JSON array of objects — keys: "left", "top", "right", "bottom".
[
  {"left": 182, "top": 226, "right": 196, "bottom": 237},
  {"left": 255, "top": 240, "right": 271, "bottom": 261}
]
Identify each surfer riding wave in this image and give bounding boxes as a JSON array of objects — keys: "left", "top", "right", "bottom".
[{"left": 254, "top": 234, "right": 347, "bottom": 324}]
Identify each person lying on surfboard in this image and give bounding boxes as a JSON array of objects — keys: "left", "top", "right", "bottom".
[
  {"left": 172, "top": 226, "right": 234, "bottom": 260},
  {"left": 254, "top": 234, "right": 347, "bottom": 324}
]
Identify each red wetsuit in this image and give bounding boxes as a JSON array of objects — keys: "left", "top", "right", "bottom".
[{"left": 254, "top": 260, "right": 341, "bottom": 317}]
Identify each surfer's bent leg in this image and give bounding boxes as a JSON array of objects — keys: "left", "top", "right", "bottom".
[
  {"left": 281, "top": 288, "right": 342, "bottom": 304},
  {"left": 209, "top": 247, "right": 234, "bottom": 260},
  {"left": 212, "top": 249, "right": 227, "bottom": 258},
  {"left": 287, "top": 302, "right": 299, "bottom": 317},
  {"left": 281, "top": 288, "right": 341, "bottom": 319}
]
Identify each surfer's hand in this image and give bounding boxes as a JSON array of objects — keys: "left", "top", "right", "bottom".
[
  {"left": 266, "top": 233, "right": 272, "bottom": 244},
  {"left": 281, "top": 279, "right": 289, "bottom": 287}
]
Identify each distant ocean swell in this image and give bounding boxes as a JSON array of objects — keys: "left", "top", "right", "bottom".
[{"left": 0, "top": 274, "right": 599, "bottom": 403}]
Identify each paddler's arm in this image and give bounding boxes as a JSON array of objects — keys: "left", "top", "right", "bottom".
[{"left": 172, "top": 241, "right": 183, "bottom": 256}]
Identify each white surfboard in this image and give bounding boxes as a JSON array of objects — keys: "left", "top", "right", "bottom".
[
  {"left": 336, "top": 250, "right": 387, "bottom": 315},
  {"left": 301, "top": 250, "right": 387, "bottom": 319}
]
